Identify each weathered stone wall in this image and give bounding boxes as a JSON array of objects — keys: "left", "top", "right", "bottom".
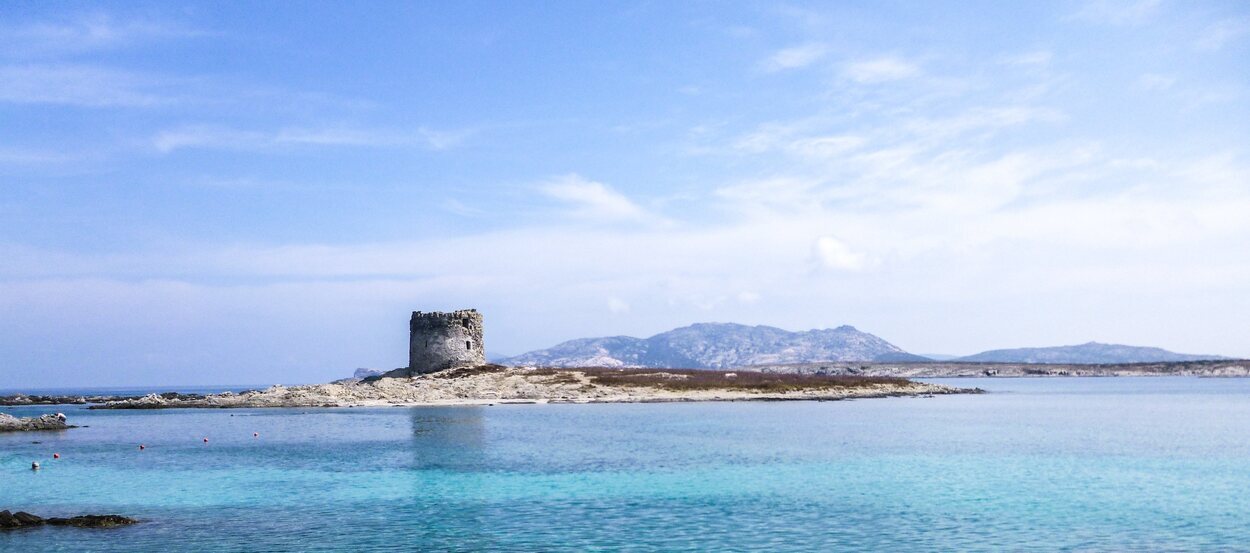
[{"left": 409, "top": 309, "right": 485, "bottom": 374}]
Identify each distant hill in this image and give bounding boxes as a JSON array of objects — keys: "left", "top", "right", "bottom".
[
  {"left": 331, "top": 368, "right": 386, "bottom": 384},
  {"left": 956, "top": 342, "right": 1227, "bottom": 364},
  {"left": 501, "top": 322, "right": 930, "bottom": 369}
]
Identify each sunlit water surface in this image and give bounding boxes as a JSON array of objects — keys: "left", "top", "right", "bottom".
[{"left": 3, "top": 377, "right": 1248, "bottom": 552}]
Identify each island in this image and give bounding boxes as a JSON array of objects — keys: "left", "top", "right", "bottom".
[{"left": 85, "top": 365, "right": 970, "bottom": 409}]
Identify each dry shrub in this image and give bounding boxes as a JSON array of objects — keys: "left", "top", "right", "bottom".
[{"left": 526, "top": 367, "right": 911, "bottom": 392}]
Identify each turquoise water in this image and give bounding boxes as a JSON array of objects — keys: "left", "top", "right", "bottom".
[{"left": 2, "top": 378, "right": 1249, "bottom": 551}]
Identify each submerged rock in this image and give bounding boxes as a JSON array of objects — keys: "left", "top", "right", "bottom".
[
  {"left": 0, "top": 412, "right": 71, "bottom": 432},
  {"left": 0, "top": 510, "right": 138, "bottom": 530}
]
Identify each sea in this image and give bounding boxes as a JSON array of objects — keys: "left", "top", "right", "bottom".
[{"left": 2, "top": 377, "right": 1248, "bottom": 552}]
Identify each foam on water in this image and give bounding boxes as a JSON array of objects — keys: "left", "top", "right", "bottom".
[{"left": 2, "top": 377, "right": 1249, "bottom": 551}]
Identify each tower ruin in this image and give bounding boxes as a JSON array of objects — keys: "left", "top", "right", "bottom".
[{"left": 408, "top": 309, "right": 485, "bottom": 374}]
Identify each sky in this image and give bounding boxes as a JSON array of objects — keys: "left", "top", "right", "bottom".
[{"left": 1, "top": 0, "right": 1248, "bottom": 387}]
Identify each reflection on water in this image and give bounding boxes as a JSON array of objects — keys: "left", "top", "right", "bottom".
[{"left": 409, "top": 406, "right": 487, "bottom": 471}]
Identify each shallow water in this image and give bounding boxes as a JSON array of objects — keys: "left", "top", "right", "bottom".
[{"left": 3, "top": 377, "right": 1249, "bottom": 552}]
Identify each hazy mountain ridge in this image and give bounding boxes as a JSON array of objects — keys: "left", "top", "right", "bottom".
[
  {"left": 501, "top": 323, "right": 929, "bottom": 369},
  {"left": 955, "top": 342, "right": 1227, "bottom": 364}
]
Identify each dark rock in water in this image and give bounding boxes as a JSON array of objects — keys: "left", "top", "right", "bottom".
[
  {"left": 12, "top": 512, "right": 42, "bottom": 525},
  {"left": 0, "top": 511, "right": 19, "bottom": 529},
  {"left": 46, "top": 515, "right": 139, "bottom": 528},
  {"left": 0, "top": 510, "right": 138, "bottom": 530}
]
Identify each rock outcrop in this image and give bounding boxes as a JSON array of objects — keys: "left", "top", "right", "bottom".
[
  {"left": 0, "top": 412, "right": 70, "bottom": 432},
  {"left": 0, "top": 510, "right": 138, "bottom": 530}
]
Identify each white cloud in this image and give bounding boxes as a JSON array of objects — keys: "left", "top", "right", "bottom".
[
  {"left": 736, "top": 291, "right": 761, "bottom": 304},
  {"left": 843, "top": 57, "right": 919, "bottom": 83},
  {"left": 607, "top": 297, "right": 631, "bottom": 314},
  {"left": 812, "top": 236, "right": 867, "bottom": 271},
  {"left": 5, "top": 148, "right": 1249, "bottom": 364},
  {"left": 761, "top": 43, "right": 828, "bottom": 72},
  {"left": 539, "top": 174, "right": 649, "bottom": 222}
]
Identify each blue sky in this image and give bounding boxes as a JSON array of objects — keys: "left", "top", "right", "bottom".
[{"left": 2, "top": 1, "right": 1248, "bottom": 387}]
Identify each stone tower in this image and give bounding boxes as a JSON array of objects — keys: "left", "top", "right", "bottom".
[{"left": 409, "top": 309, "right": 485, "bottom": 374}]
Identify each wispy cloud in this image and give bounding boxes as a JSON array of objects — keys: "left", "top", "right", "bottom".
[
  {"left": 843, "top": 57, "right": 919, "bottom": 83},
  {"left": 417, "top": 127, "right": 476, "bottom": 150},
  {"left": 152, "top": 125, "right": 472, "bottom": 153},
  {"left": 1001, "top": 51, "right": 1053, "bottom": 66},
  {"left": 539, "top": 174, "right": 650, "bottom": 222},
  {"left": 0, "top": 147, "right": 92, "bottom": 165},
  {"left": 0, "top": 14, "right": 212, "bottom": 58},
  {"left": 1195, "top": 18, "right": 1250, "bottom": 51},
  {"left": 1136, "top": 73, "right": 1176, "bottom": 91},
  {"left": 0, "top": 64, "right": 176, "bottom": 107},
  {"left": 760, "top": 43, "right": 828, "bottom": 72}
]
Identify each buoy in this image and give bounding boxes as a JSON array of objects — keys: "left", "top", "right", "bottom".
[
  {"left": 203, "top": 437, "right": 209, "bottom": 443},
  {"left": 139, "top": 444, "right": 145, "bottom": 450},
  {"left": 31, "top": 462, "right": 40, "bottom": 470},
  {"left": 53, "top": 453, "right": 60, "bottom": 459},
  {"left": 253, "top": 432, "right": 258, "bottom": 437}
]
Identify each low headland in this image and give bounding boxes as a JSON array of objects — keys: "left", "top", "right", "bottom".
[
  {"left": 82, "top": 365, "right": 972, "bottom": 409},
  {"left": 750, "top": 358, "right": 1250, "bottom": 377}
]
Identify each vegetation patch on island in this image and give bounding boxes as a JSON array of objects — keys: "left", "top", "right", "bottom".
[{"left": 526, "top": 367, "right": 912, "bottom": 393}]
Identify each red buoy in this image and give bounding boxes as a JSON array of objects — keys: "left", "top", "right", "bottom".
[{"left": 53, "top": 453, "right": 60, "bottom": 459}]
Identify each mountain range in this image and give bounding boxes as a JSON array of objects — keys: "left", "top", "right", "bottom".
[
  {"left": 500, "top": 323, "right": 928, "bottom": 369},
  {"left": 954, "top": 342, "right": 1227, "bottom": 364},
  {"left": 501, "top": 324, "right": 1229, "bottom": 368}
]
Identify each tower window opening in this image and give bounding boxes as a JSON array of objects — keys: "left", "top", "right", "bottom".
[
  {"left": 462, "top": 318, "right": 470, "bottom": 328},
  {"left": 466, "top": 341, "right": 472, "bottom": 350}
]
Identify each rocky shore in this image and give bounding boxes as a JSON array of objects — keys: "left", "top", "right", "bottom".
[
  {"left": 89, "top": 366, "right": 971, "bottom": 409},
  {"left": 0, "top": 510, "right": 138, "bottom": 530},
  {"left": 0, "top": 412, "right": 71, "bottom": 432},
  {"left": 0, "top": 392, "right": 210, "bottom": 406}
]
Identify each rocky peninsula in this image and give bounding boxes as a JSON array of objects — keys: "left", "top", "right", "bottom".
[{"left": 89, "top": 365, "right": 971, "bottom": 409}]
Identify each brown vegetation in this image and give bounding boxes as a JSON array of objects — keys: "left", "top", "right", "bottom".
[{"left": 528, "top": 367, "right": 911, "bottom": 392}]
